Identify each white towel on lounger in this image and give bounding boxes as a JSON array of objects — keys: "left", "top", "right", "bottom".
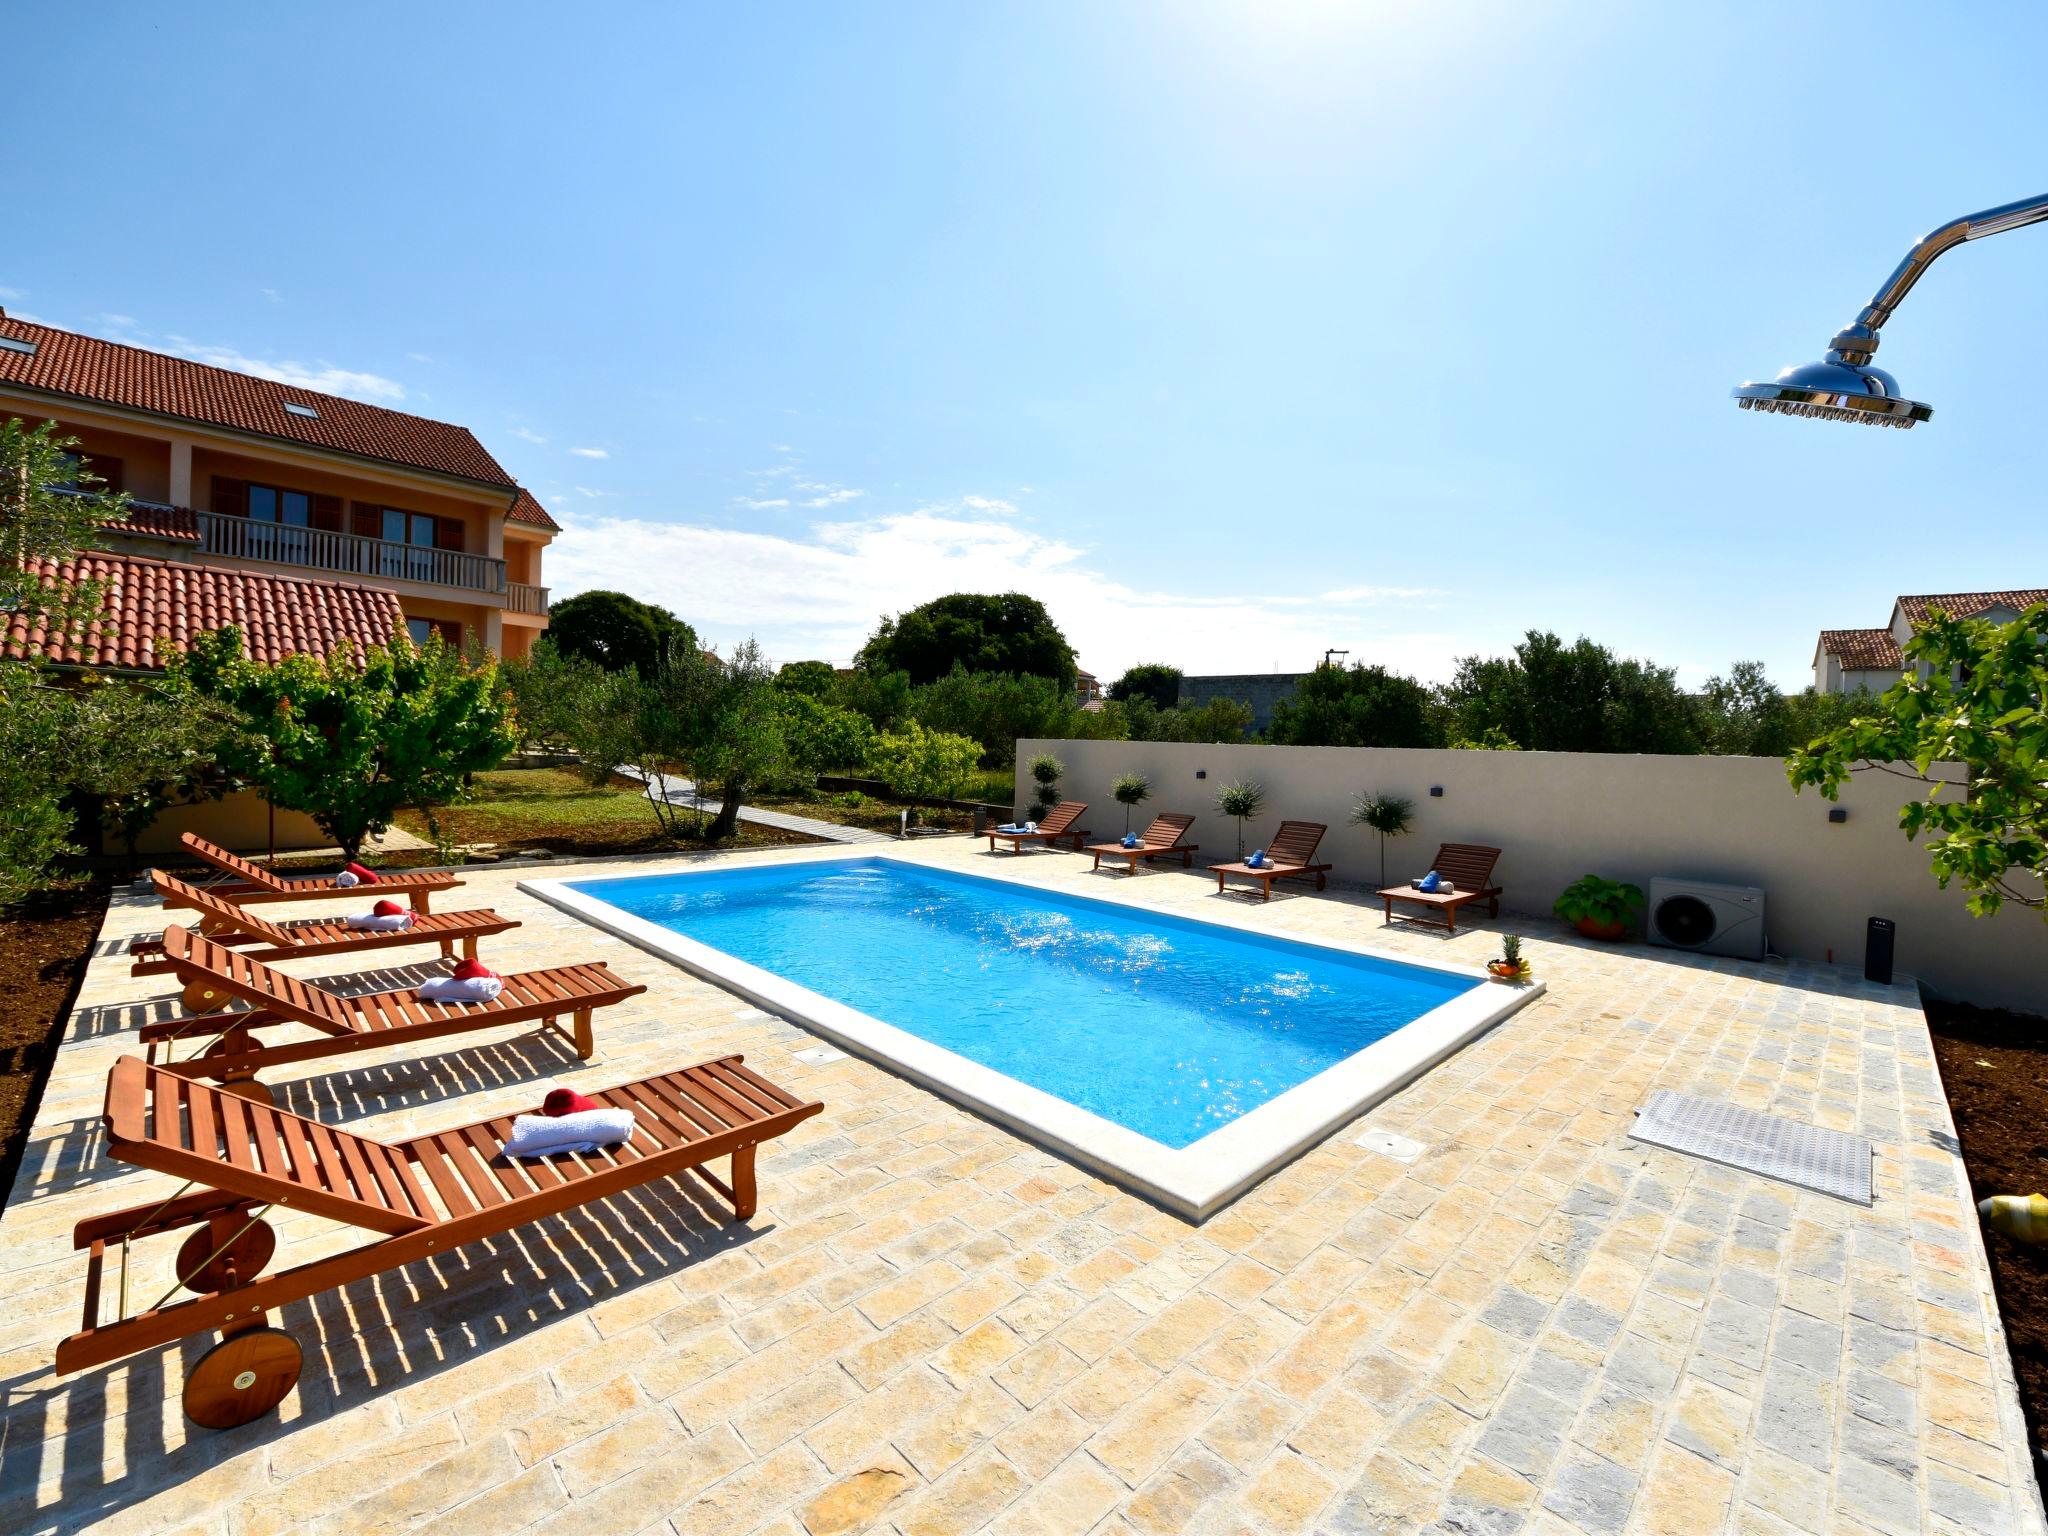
[
  {"left": 335, "top": 870, "right": 360, "bottom": 888},
  {"left": 346, "top": 911, "right": 415, "bottom": 930},
  {"left": 503, "top": 1107, "right": 637, "bottom": 1158},
  {"left": 418, "top": 974, "right": 504, "bottom": 1003}
]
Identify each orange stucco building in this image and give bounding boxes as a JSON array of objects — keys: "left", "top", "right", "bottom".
[{"left": 0, "top": 309, "right": 556, "bottom": 662}]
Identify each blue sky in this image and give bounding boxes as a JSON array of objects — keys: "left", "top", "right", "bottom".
[{"left": 4, "top": 2, "right": 2043, "bottom": 685}]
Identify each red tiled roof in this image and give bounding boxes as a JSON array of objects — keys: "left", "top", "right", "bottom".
[
  {"left": 1817, "top": 628, "right": 1903, "bottom": 670},
  {"left": 0, "top": 313, "right": 515, "bottom": 488},
  {"left": 102, "top": 500, "right": 201, "bottom": 543},
  {"left": 1896, "top": 589, "right": 2048, "bottom": 629},
  {"left": 508, "top": 487, "right": 559, "bottom": 532},
  {"left": 6, "top": 552, "right": 403, "bottom": 671}
]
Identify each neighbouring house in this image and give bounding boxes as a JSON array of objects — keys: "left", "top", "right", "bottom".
[
  {"left": 1177, "top": 671, "right": 1307, "bottom": 733},
  {"left": 1074, "top": 667, "right": 1102, "bottom": 705},
  {"left": 1813, "top": 588, "right": 2047, "bottom": 694},
  {"left": 0, "top": 309, "right": 556, "bottom": 662}
]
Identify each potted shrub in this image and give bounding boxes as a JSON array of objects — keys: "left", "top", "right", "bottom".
[
  {"left": 1553, "top": 875, "right": 1644, "bottom": 941},
  {"left": 1486, "top": 933, "right": 1531, "bottom": 983},
  {"left": 1215, "top": 778, "right": 1265, "bottom": 858},
  {"left": 1349, "top": 790, "right": 1414, "bottom": 888},
  {"left": 1028, "top": 753, "right": 1065, "bottom": 818},
  {"left": 1111, "top": 771, "right": 1151, "bottom": 835}
]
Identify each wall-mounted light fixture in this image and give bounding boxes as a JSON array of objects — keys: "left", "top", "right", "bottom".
[
  {"left": 1429, "top": 786, "right": 1444, "bottom": 798},
  {"left": 1828, "top": 807, "right": 1848, "bottom": 824},
  {"left": 1195, "top": 769, "right": 1207, "bottom": 780}
]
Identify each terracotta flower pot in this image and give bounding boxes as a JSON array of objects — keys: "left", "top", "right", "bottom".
[{"left": 1574, "top": 916, "right": 1627, "bottom": 942}]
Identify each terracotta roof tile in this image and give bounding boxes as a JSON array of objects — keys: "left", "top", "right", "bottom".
[
  {"left": 1817, "top": 628, "right": 1903, "bottom": 670},
  {"left": 5, "top": 552, "right": 403, "bottom": 671},
  {"left": 0, "top": 313, "right": 514, "bottom": 487},
  {"left": 101, "top": 500, "right": 201, "bottom": 543},
  {"left": 1896, "top": 589, "right": 2048, "bottom": 629},
  {"left": 508, "top": 487, "right": 559, "bottom": 532}
]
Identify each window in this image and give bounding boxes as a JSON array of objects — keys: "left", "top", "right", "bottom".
[
  {"left": 406, "top": 617, "right": 463, "bottom": 647},
  {"left": 0, "top": 336, "right": 35, "bottom": 356},
  {"left": 283, "top": 402, "right": 319, "bottom": 419}
]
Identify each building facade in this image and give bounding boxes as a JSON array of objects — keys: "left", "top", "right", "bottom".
[
  {"left": 0, "top": 310, "right": 556, "bottom": 663},
  {"left": 1813, "top": 588, "right": 2046, "bottom": 694}
]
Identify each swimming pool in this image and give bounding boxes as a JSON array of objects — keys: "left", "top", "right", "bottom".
[{"left": 525, "top": 851, "right": 1542, "bottom": 1218}]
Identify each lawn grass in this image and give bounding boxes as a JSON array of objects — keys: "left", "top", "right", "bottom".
[{"left": 395, "top": 767, "right": 812, "bottom": 856}]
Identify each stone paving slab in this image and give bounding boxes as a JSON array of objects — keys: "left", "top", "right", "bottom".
[{"left": 0, "top": 838, "right": 2039, "bottom": 1535}]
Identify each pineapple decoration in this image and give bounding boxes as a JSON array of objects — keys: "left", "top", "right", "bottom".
[{"left": 1486, "top": 934, "right": 1531, "bottom": 983}]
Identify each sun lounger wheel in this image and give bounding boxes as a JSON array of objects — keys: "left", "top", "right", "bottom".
[
  {"left": 199, "top": 1036, "right": 273, "bottom": 1105},
  {"left": 183, "top": 1326, "right": 301, "bottom": 1430},
  {"left": 177, "top": 1217, "right": 276, "bottom": 1295}
]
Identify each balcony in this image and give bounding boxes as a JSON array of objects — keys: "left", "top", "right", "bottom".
[
  {"left": 508, "top": 582, "right": 549, "bottom": 615},
  {"left": 196, "top": 511, "right": 507, "bottom": 595}
]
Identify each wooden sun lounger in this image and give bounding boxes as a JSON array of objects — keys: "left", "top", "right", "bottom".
[
  {"left": 1086, "top": 812, "right": 1199, "bottom": 875},
  {"left": 56, "top": 1054, "right": 823, "bottom": 1428},
  {"left": 1212, "top": 820, "right": 1333, "bottom": 901},
  {"left": 173, "top": 832, "right": 461, "bottom": 914},
  {"left": 984, "top": 800, "right": 1091, "bottom": 854},
  {"left": 131, "top": 869, "right": 518, "bottom": 975},
  {"left": 136, "top": 925, "right": 646, "bottom": 1097},
  {"left": 1377, "top": 843, "right": 1503, "bottom": 934}
]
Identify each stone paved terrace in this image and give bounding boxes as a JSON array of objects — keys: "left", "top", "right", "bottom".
[{"left": 0, "top": 838, "right": 2040, "bottom": 1536}]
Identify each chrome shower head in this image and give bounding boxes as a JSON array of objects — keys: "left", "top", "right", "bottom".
[
  {"left": 1733, "top": 192, "right": 2048, "bottom": 429},
  {"left": 1732, "top": 357, "right": 1930, "bottom": 429}
]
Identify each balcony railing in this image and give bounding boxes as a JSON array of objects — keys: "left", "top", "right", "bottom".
[
  {"left": 508, "top": 582, "right": 550, "bottom": 615},
  {"left": 196, "top": 511, "right": 507, "bottom": 594}
]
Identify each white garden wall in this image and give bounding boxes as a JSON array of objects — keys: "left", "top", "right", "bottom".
[{"left": 1017, "top": 739, "right": 2048, "bottom": 1013}]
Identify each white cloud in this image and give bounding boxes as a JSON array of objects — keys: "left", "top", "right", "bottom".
[
  {"left": 159, "top": 336, "right": 408, "bottom": 402},
  {"left": 0, "top": 285, "right": 24, "bottom": 302},
  {"left": 407, "top": 350, "right": 434, "bottom": 364},
  {"left": 547, "top": 503, "right": 1461, "bottom": 678},
  {"left": 260, "top": 288, "right": 283, "bottom": 304},
  {"left": 572, "top": 486, "right": 612, "bottom": 499},
  {"left": 570, "top": 446, "right": 609, "bottom": 459},
  {"left": 88, "top": 312, "right": 138, "bottom": 329},
  {"left": 735, "top": 497, "right": 791, "bottom": 510},
  {"left": 509, "top": 426, "right": 549, "bottom": 444}
]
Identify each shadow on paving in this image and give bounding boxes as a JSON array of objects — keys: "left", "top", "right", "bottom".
[{"left": 0, "top": 1171, "right": 770, "bottom": 1536}]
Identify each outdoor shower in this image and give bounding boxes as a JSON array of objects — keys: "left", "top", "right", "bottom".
[{"left": 1732, "top": 192, "right": 2048, "bottom": 428}]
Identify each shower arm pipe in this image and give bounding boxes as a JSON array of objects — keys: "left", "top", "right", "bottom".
[{"left": 1829, "top": 193, "right": 2048, "bottom": 364}]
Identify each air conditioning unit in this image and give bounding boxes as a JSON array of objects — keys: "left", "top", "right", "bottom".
[{"left": 1647, "top": 877, "right": 1765, "bottom": 960}]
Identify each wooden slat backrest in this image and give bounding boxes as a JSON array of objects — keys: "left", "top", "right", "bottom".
[
  {"left": 1267, "top": 821, "right": 1327, "bottom": 867},
  {"left": 161, "top": 926, "right": 357, "bottom": 1031},
  {"left": 179, "top": 833, "right": 287, "bottom": 890},
  {"left": 1140, "top": 813, "right": 1195, "bottom": 848},
  {"left": 1035, "top": 802, "right": 1086, "bottom": 835},
  {"left": 1429, "top": 843, "right": 1502, "bottom": 890},
  {"left": 103, "top": 1057, "right": 432, "bottom": 1235},
  {"left": 149, "top": 870, "right": 298, "bottom": 946}
]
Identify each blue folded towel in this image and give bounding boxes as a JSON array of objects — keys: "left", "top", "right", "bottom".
[
  {"left": 1418, "top": 870, "right": 1442, "bottom": 893},
  {"left": 1121, "top": 833, "right": 1139, "bottom": 848},
  {"left": 998, "top": 822, "right": 1026, "bottom": 833},
  {"left": 1246, "top": 849, "right": 1266, "bottom": 869}
]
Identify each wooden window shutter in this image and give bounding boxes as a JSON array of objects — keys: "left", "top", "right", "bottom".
[
  {"left": 212, "top": 476, "right": 248, "bottom": 517},
  {"left": 351, "top": 501, "right": 382, "bottom": 539},
  {"left": 310, "top": 493, "right": 343, "bottom": 532},
  {"left": 433, "top": 516, "right": 465, "bottom": 552}
]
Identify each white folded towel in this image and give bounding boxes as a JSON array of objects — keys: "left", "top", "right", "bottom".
[
  {"left": 1025, "top": 820, "right": 1038, "bottom": 833},
  {"left": 998, "top": 822, "right": 1027, "bottom": 833},
  {"left": 335, "top": 870, "right": 361, "bottom": 888},
  {"left": 347, "top": 911, "right": 415, "bottom": 930},
  {"left": 418, "top": 974, "right": 505, "bottom": 1003},
  {"left": 504, "top": 1107, "right": 638, "bottom": 1158}
]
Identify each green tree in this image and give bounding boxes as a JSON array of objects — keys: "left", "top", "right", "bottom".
[
  {"left": 66, "top": 681, "right": 223, "bottom": 873},
  {"left": 1788, "top": 603, "right": 2048, "bottom": 917},
  {"left": 1215, "top": 779, "right": 1266, "bottom": 858},
  {"left": 775, "top": 660, "right": 839, "bottom": 699},
  {"left": 1350, "top": 791, "right": 1415, "bottom": 888},
  {"left": 694, "top": 641, "right": 786, "bottom": 840},
  {"left": 1268, "top": 662, "right": 1437, "bottom": 748},
  {"left": 0, "top": 665, "right": 75, "bottom": 907},
  {"left": 774, "top": 692, "right": 876, "bottom": 783},
  {"left": 502, "top": 636, "right": 610, "bottom": 754},
  {"left": 1027, "top": 752, "right": 1065, "bottom": 815},
  {"left": 1450, "top": 725, "right": 1522, "bottom": 751},
  {"left": 1108, "top": 664, "right": 1183, "bottom": 711},
  {"left": 167, "top": 626, "right": 518, "bottom": 859},
  {"left": 1438, "top": 631, "right": 1700, "bottom": 754},
  {"left": 1111, "top": 771, "right": 1151, "bottom": 834},
  {"left": 866, "top": 720, "right": 982, "bottom": 808},
  {"left": 908, "top": 667, "right": 1074, "bottom": 765},
  {"left": 834, "top": 666, "right": 914, "bottom": 731},
  {"left": 860, "top": 593, "right": 1076, "bottom": 690},
  {"left": 1165, "top": 697, "right": 1254, "bottom": 744},
  {"left": 547, "top": 589, "right": 699, "bottom": 675}
]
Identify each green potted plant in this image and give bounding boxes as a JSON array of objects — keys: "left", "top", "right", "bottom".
[
  {"left": 1553, "top": 875, "right": 1644, "bottom": 941},
  {"left": 1028, "top": 752, "right": 1065, "bottom": 818},
  {"left": 1214, "top": 779, "right": 1265, "bottom": 858},
  {"left": 1111, "top": 771, "right": 1151, "bottom": 835},
  {"left": 1349, "top": 790, "right": 1415, "bottom": 888},
  {"left": 1487, "top": 933, "right": 1531, "bottom": 983}
]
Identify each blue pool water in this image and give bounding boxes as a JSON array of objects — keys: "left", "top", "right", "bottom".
[{"left": 569, "top": 860, "right": 1476, "bottom": 1149}]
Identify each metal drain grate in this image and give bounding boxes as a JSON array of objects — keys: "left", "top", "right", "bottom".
[{"left": 1629, "top": 1089, "right": 1873, "bottom": 1206}]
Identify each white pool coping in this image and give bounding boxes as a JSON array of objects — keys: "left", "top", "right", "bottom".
[{"left": 521, "top": 848, "right": 1545, "bottom": 1221}]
